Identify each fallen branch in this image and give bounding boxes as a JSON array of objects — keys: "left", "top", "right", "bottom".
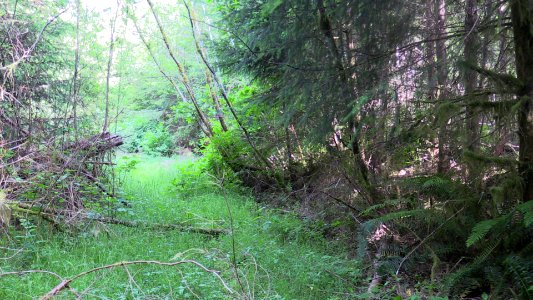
[
  {"left": 9, "top": 204, "right": 63, "bottom": 230},
  {"left": 91, "top": 216, "right": 228, "bottom": 236},
  {"left": 12, "top": 202, "right": 227, "bottom": 236},
  {"left": 39, "top": 259, "right": 234, "bottom": 299}
]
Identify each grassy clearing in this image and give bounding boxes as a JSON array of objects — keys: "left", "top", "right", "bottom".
[{"left": 0, "top": 156, "right": 361, "bottom": 299}]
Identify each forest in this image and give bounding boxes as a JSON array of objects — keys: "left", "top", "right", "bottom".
[{"left": 0, "top": 0, "right": 532, "bottom": 299}]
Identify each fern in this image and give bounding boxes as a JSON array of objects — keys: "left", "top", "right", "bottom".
[
  {"left": 517, "top": 200, "right": 533, "bottom": 227},
  {"left": 504, "top": 255, "right": 533, "bottom": 299},
  {"left": 360, "top": 198, "right": 412, "bottom": 217},
  {"left": 445, "top": 239, "right": 500, "bottom": 294},
  {"left": 466, "top": 217, "right": 505, "bottom": 247},
  {"left": 374, "top": 209, "right": 428, "bottom": 223}
]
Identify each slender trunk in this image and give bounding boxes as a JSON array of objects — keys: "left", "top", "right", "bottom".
[
  {"left": 285, "top": 124, "right": 294, "bottom": 180},
  {"left": 426, "top": 0, "right": 437, "bottom": 101},
  {"left": 289, "top": 124, "right": 304, "bottom": 160},
  {"left": 184, "top": 4, "right": 228, "bottom": 132},
  {"left": 510, "top": 0, "right": 533, "bottom": 202},
  {"left": 464, "top": 0, "right": 481, "bottom": 186},
  {"left": 72, "top": 0, "right": 80, "bottom": 141},
  {"left": 146, "top": 0, "right": 213, "bottom": 136},
  {"left": 464, "top": 0, "right": 480, "bottom": 150},
  {"left": 181, "top": 0, "right": 275, "bottom": 171},
  {"left": 130, "top": 14, "right": 211, "bottom": 137},
  {"left": 435, "top": 0, "right": 449, "bottom": 174},
  {"left": 205, "top": 68, "right": 228, "bottom": 132},
  {"left": 103, "top": 1, "right": 119, "bottom": 133},
  {"left": 317, "top": 0, "right": 375, "bottom": 202}
]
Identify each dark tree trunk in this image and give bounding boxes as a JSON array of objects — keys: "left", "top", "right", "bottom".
[
  {"left": 510, "top": 0, "right": 533, "bottom": 202},
  {"left": 464, "top": 0, "right": 482, "bottom": 187},
  {"left": 464, "top": 0, "right": 480, "bottom": 151},
  {"left": 435, "top": 0, "right": 449, "bottom": 174}
]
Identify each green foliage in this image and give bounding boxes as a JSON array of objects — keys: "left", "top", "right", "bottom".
[
  {"left": 171, "top": 158, "right": 214, "bottom": 197},
  {"left": 201, "top": 129, "right": 251, "bottom": 183},
  {"left": 504, "top": 255, "right": 533, "bottom": 298},
  {"left": 0, "top": 156, "right": 363, "bottom": 299},
  {"left": 123, "top": 116, "right": 175, "bottom": 156},
  {"left": 466, "top": 217, "right": 504, "bottom": 247},
  {"left": 141, "top": 122, "right": 174, "bottom": 156},
  {"left": 518, "top": 200, "right": 533, "bottom": 227},
  {"left": 216, "top": 0, "right": 413, "bottom": 142}
]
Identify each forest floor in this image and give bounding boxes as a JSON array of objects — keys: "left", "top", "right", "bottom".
[{"left": 0, "top": 155, "right": 362, "bottom": 299}]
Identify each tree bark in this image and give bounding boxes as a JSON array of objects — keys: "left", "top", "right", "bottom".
[
  {"left": 464, "top": 0, "right": 482, "bottom": 187},
  {"left": 510, "top": 0, "right": 533, "bottom": 202},
  {"left": 102, "top": 1, "right": 120, "bottom": 133},
  {"left": 435, "top": 0, "right": 449, "bottom": 174},
  {"left": 146, "top": 0, "right": 213, "bottom": 136},
  {"left": 182, "top": 0, "right": 276, "bottom": 172},
  {"left": 129, "top": 13, "right": 212, "bottom": 137},
  {"left": 71, "top": 0, "right": 81, "bottom": 141}
]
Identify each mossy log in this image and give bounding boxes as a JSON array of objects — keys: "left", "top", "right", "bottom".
[{"left": 9, "top": 203, "right": 227, "bottom": 236}]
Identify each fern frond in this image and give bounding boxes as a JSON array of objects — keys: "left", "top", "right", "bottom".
[
  {"left": 445, "top": 239, "right": 500, "bottom": 293},
  {"left": 504, "top": 255, "right": 533, "bottom": 298},
  {"left": 466, "top": 217, "right": 505, "bottom": 247},
  {"left": 360, "top": 198, "right": 412, "bottom": 217},
  {"left": 517, "top": 200, "right": 533, "bottom": 227},
  {"left": 375, "top": 209, "right": 428, "bottom": 223}
]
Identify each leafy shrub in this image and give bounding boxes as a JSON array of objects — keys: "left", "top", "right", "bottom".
[
  {"left": 141, "top": 122, "right": 174, "bottom": 156},
  {"left": 201, "top": 129, "right": 250, "bottom": 185},
  {"left": 125, "top": 120, "right": 175, "bottom": 156}
]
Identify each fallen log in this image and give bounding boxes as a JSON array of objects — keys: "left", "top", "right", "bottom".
[
  {"left": 91, "top": 216, "right": 228, "bottom": 236},
  {"left": 12, "top": 203, "right": 227, "bottom": 236},
  {"left": 8, "top": 205, "right": 63, "bottom": 231}
]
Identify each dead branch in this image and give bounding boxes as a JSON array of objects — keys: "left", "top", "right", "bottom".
[
  {"left": 63, "top": 132, "right": 123, "bottom": 160},
  {"left": 12, "top": 202, "right": 228, "bottom": 236},
  {"left": 90, "top": 216, "right": 228, "bottom": 236},
  {"left": 39, "top": 259, "right": 235, "bottom": 299}
]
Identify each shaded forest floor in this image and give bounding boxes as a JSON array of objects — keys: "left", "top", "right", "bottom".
[{"left": 0, "top": 156, "right": 362, "bottom": 299}]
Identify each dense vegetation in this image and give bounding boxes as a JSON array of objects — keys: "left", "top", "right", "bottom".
[{"left": 1, "top": 0, "right": 532, "bottom": 299}]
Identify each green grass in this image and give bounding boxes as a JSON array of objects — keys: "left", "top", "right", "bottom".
[{"left": 0, "top": 155, "right": 362, "bottom": 299}]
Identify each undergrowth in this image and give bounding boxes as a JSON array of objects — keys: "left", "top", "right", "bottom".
[{"left": 0, "top": 155, "right": 362, "bottom": 299}]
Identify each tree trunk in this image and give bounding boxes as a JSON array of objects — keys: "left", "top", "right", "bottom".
[
  {"left": 510, "top": 0, "right": 533, "bottom": 202},
  {"left": 130, "top": 13, "right": 212, "bottom": 138},
  {"left": 316, "top": 0, "right": 377, "bottom": 202},
  {"left": 464, "top": 0, "right": 482, "bottom": 187},
  {"left": 205, "top": 68, "right": 228, "bottom": 132},
  {"left": 435, "top": 0, "right": 449, "bottom": 174},
  {"left": 181, "top": 0, "right": 276, "bottom": 172},
  {"left": 103, "top": 1, "right": 120, "bottom": 133},
  {"left": 72, "top": 0, "right": 81, "bottom": 141},
  {"left": 146, "top": 0, "right": 213, "bottom": 137},
  {"left": 426, "top": 0, "right": 437, "bottom": 102}
]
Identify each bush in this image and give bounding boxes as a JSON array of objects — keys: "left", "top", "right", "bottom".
[
  {"left": 141, "top": 122, "right": 174, "bottom": 156},
  {"left": 125, "top": 120, "right": 175, "bottom": 156},
  {"left": 201, "top": 129, "right": 251, "bottom": 186}
]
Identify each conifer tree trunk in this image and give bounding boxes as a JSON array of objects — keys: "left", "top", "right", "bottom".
[
  {"left": 425, "top": 0, "right": 437, "bottom": 101},
  {"left": 510, "top": 0, "right": 533, "bottom": 202},
  {"left": 464, "top": 0, "right": 482, "bottom": 187},
  {"left": 435, "top": 0, "right": 449, "bottom": 174},
  {"left": 464, "top": 0, "right": 480, "bottom": 151}
]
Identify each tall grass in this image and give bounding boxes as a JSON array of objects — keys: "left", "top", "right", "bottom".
[{"left": 0, "top": 155, "right": 361, "bottom": 299}]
